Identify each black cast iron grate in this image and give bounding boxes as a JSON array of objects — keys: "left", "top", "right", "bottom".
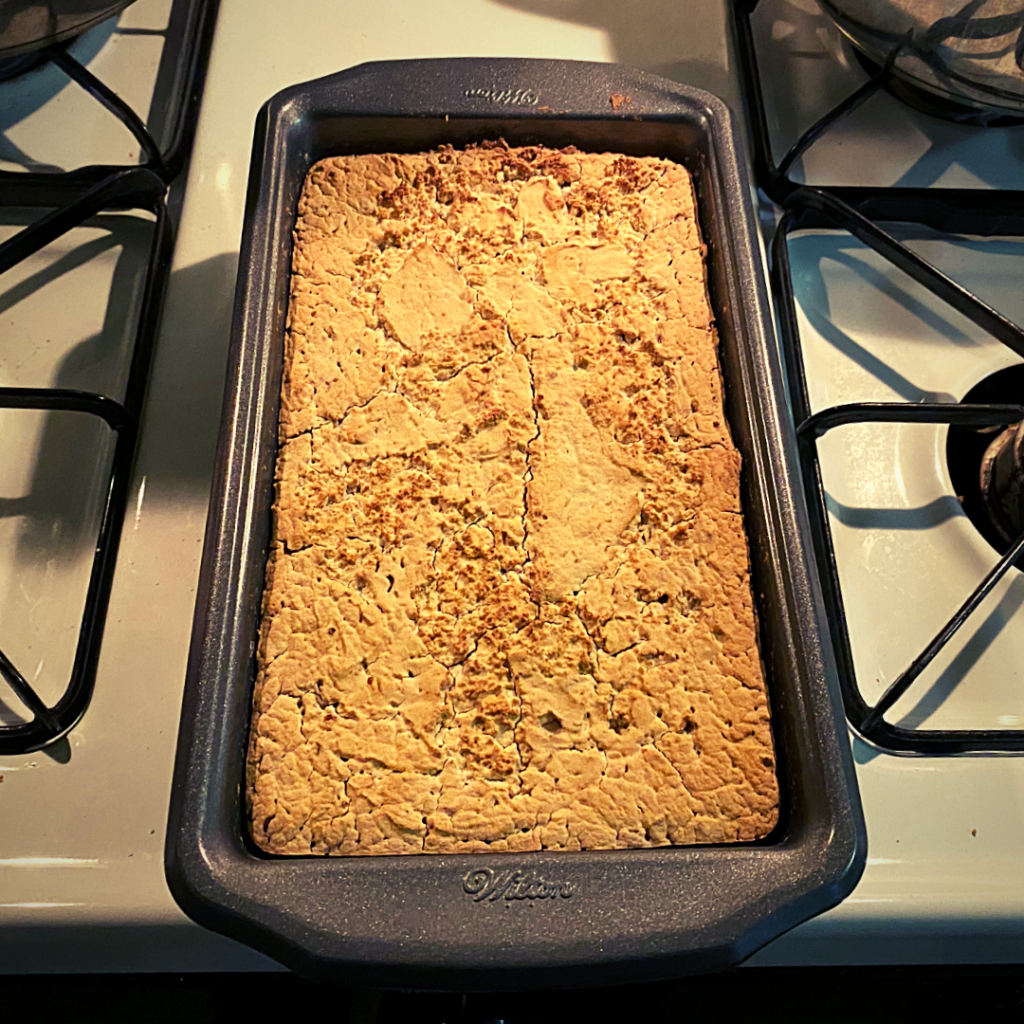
[
  {"left": 1, "top": 0, "right": 220, "bottom": 205},
  {"left": 733, "top": 0, "right": 1024, "bottom": 753},
  {"left": 0, "top": 0, "right": 219, "bottom": 755}
]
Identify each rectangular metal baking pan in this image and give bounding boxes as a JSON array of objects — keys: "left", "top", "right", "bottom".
[{"left": 166, "top": 57, "right": 865, "bottom": 989}]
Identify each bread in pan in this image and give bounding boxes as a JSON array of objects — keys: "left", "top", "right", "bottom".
[{"left": 248, "top": 143, "right": 779, "bottom": 855}]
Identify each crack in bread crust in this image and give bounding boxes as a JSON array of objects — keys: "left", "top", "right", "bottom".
[{"left": 247, "top": 142, "right": 779, "bottom": 856}]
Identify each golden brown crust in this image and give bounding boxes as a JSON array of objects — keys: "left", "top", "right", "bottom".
[{"left": 248, "top": 142, "right": 779, "bottom": 855}]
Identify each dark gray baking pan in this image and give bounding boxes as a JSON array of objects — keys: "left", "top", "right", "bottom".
[{"left": 166, "top": 57, "right": 865, "bottom": 989}]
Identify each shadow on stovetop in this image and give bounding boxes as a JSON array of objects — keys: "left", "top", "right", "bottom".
[
  {"left": 0, "top": 239, "right": 239, "bottom": 548},
  {"left": 0, "top": 690, "right": 28, "bottom": 728},
  {"left": 0, "top": 211, "right": 154, "bottom": 707},
  {"left": 0, "top": 245, "right": 236, "bottom": 710},
  {"left": 825, "top": 493, "right": 963, "bottom": 531},
  {"left": 894, "top": 575, "right": 1024, "bottom": 732},
  {"left": 131, "top": 250, "right": 240, "bottom": 508},
  {"left": 0, "top": 209, "right": 154, "bottom": 556},
  {"left": 0, "top": 241, "right": 239, "bottom": 514}
]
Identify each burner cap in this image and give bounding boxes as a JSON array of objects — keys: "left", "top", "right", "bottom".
[
  {"left": 981, "top": 420, "right": 1024, "bottom": 545},
  {"left": 947, "top": 365, "right": 1024, "bottom": 569}
]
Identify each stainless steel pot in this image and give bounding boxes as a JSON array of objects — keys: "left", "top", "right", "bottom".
[
  {"left": 819, "top": 0, "right": 1024, "bottom": 119},
  {"left": 0, "top": 0, "right": 136, "bottom": 59}
]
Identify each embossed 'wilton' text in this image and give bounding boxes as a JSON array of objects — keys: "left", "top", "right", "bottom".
[
  {"left": 463, "top": 868, "right": 575, "bottom": 902},
  {"left": 463, "top": 87, "right": 540, "bottom": 106}
]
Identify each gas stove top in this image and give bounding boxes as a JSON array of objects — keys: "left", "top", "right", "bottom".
[
  {"left": 736, "top": 0, "right": 1024, "bottom": 752},
  {"left": 2, "top": 0, "right": 1024, "bottom": 974},
  {"left": 737, "top": 0, "right": 1024, "bottom": 965}
]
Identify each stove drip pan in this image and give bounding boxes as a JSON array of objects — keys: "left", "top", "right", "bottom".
[{"left": 947, "top": 364, "right": 1024, "bottom": 570}]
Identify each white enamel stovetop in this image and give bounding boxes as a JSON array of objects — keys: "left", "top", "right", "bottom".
[{"left": 2, "top": 0, "right": 1023, "bottom": 972}]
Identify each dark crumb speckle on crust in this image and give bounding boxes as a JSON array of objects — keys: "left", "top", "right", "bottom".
[{"left": 247, "top": 141, "right": 779, "bottom": 856}]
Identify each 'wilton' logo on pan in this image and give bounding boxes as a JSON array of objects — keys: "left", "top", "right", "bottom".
[
  {"left": 463, "top": 867, "right": 575, "bottom": 902},
  {"left": 464, "top": 86, "right": 540, "bottom": 106}
]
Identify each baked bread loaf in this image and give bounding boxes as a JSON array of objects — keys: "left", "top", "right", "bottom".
[{"left": 248, "top": 142, "right": 779, "bottom": 855}]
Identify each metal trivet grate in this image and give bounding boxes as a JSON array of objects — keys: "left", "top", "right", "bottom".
[
  {"left": 0, "top": 0, "right": 219, "bottom": 754},
  {"left": 733, "top": 0, "right": 1024, "bottom": 753}
]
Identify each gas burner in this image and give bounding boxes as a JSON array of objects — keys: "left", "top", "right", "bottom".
[
  {"left": 853, "top": 49, "right": 1024, "bottom": 128},
  {"left": 947, "top": 365, "right": 1024, "bottom": 571},
  {"left": 981, "top": 420, "right": 1024, "bottom": 545}
]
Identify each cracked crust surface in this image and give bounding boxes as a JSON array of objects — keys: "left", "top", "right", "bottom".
[{"left": 248, "top": 143, "right": 779, "bottom": 855}]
